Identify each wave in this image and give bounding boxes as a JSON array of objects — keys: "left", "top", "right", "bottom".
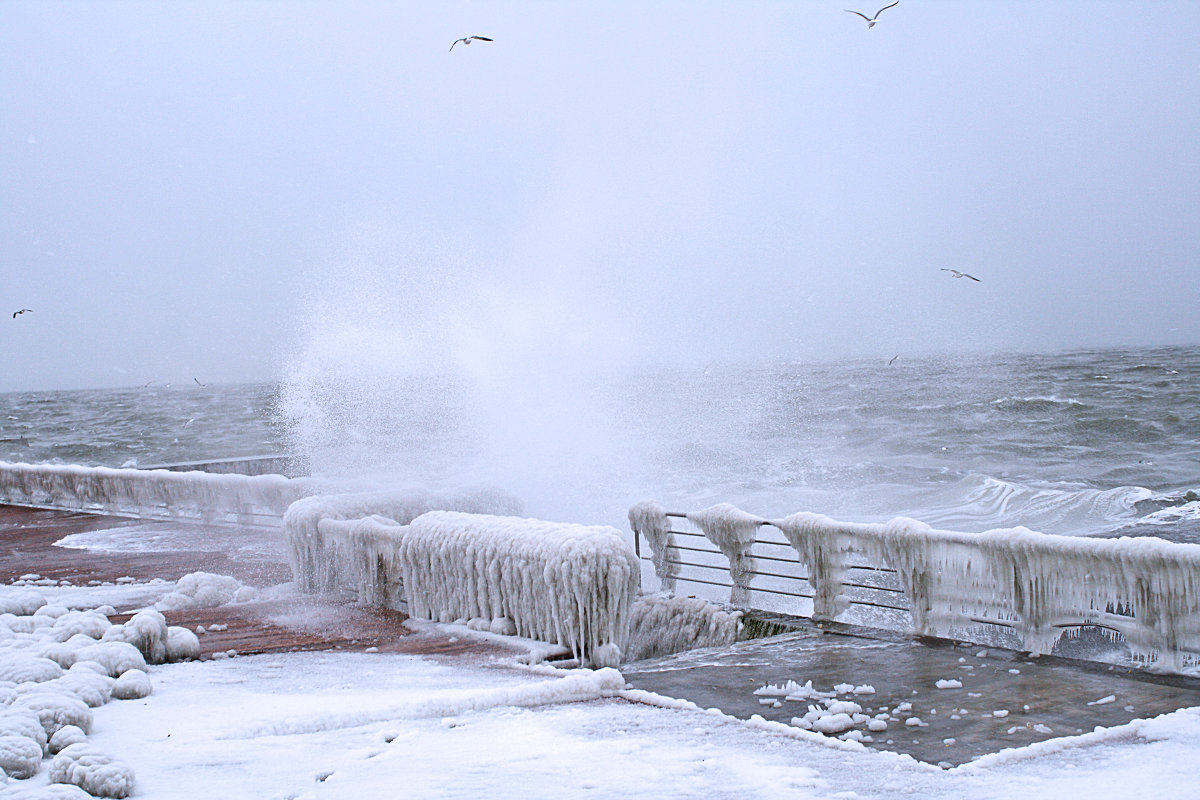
[{"left": 902, "top": 473, "right": 1156, "bottom": 536}]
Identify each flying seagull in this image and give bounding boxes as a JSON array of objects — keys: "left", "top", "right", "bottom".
[
  {"left": 193, "top": 377, "right": 207, "bottom": 388},
  {"left": 845, "top": 1, "right": 899, "bottom": 27},
  {"left": 450, "top": 35, "right": 493, "bottom": 52},
  {"left": 888, "top": 354, "right": 900, "bottom": 366},
  {"left": 941, "top": 268, "right": 981, "bottom": 282},
  {"left": 11, "top": 309, "right": 32, "bottom": 319}
]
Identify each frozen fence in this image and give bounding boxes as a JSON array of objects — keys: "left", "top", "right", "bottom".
[
  {"left": 0, "top": 461, "right": 321, "bottom": 528},
  {"left": 283, "top": 488, "right": 524, "bottom": 595},
  {"left": 629, "top": 501, "right": 1200, "bottom": 673},
  {"left": 288, "top": 504, "right": 639, "bottom": 666}
]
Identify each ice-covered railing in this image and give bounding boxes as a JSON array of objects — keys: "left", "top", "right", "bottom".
[
  {"left": 0, "top": 461, "right": 322, "bottom": 528},
  {"left": 283, "top": 487, "right": 523, "bottom": 595},
  {"left": 629, "top": 501, "right": 1200, "bottom": 673},
  {"left": 290, "top": 505, "right": 639, "bottom": 666}
]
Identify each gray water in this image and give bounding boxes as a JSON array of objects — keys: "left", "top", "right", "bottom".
[{"left": 2, "top": 345, "right": 1197, "bottom": 540}]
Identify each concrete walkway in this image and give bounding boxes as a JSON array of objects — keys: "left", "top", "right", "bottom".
[{"left": 623, "top": 618, "right": 1200, "bottom": 767}]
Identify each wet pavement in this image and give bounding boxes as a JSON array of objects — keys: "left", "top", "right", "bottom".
[{"left": 622, "top": 618, "right": 1200, "bottom": 767}]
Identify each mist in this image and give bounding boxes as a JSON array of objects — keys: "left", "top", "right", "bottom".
[{"left": 3, "top": 1, "right": 1199, "bottom": 393}]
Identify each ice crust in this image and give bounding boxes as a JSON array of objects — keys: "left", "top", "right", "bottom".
[
  {"left": 627, "top": 501, "right": 680, "bottom": 592},
  {"left": 0, "top": 461, "right": 321, "bottom": 529},
  {"left": 633, "top": 501, "right": 1200, "bottom": 672}
]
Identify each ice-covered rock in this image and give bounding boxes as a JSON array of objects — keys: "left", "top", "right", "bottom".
[
  {"left": 0, "top": 732, "right": 43, "bottom": 779},
  {"left": 49, "top": 725, "right": 88, "bottom": 755},
  {"left": 11, "top": 689, "right": 93, "bottom": 738},
  {"left": 154, "top": 573, "right": 256, "bottom": 613},
  {"left": 48, "top": 743, "right": 135, "bottom": 798},
  {"left": 0, "top": 590, "right": 47, "bottom": 617},
  {"left": 71, "top": 642, "right": 146, "bottom": 678},
  {"left": 165, "top": 626, "right": 200, "bottom": 662},
  {"left": 110, "top": 670, "right": 151, "bottom": 701},
  {"left": 0, "top": 709, "right": 50, "bottom": 753},
  {"left": 102, "top": 609, "right": 169, "bottom": 664},
  {"left": 0, "top": 655, "right": 64, "bottom": 684}
]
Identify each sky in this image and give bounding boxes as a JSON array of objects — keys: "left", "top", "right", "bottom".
[{"left": 2, "top": 1, "right": 1199, "bottom": 392}]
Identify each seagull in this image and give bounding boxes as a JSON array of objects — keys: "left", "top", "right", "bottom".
[
  {"left": 11, "top": 309, "right": 32, "bottom": 319},
  {"left": 193, "top": 377, "right": 206, "bottom": 388},
  {"left": 941, "top": 268, "right": 981, "bottom": 282},
  {"left": 888, "top": 355, "right": 900, "bottom": 366},
  {"left": 450, "top": 35, "right": 493, "bottom": 52},
  {"left": 845, "top": 1, "right": 899, "bottom": 27}
]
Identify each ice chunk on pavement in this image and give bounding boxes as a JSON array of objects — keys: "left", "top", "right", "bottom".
[
  {"left": 1088, "top": 695, "right": 1117, "bottom": 706},
  {"left": 992, "top": 709, "right": 1009, "bottom": 718},
  {"left": 48, "top": 743, "right": 136, "bottom": 798},
  {"left": 50, "top": 724, "right": 88, "bottom": 754},
  {"left": 0, "top": 732, "right": 43, "bottom": 779},
  {"left": 110, "top": 669, "right": 151, "bottom": 700},
  {"left": 811, "top": 713, "right": 856, "bottom": 734},
  {"left": 935, "top": 679, "right": 962, "bottom": 689}
]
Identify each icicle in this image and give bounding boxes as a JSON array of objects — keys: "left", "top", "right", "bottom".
[
  {"left": 627, "top": 500, "right": 680, "bottom": 592},
  {"left": 397, "top": 511, "right": 640, "bottom": 667},
  {"left": 623, "top": 595, "right": 742, "bottom": 661},
  {"left": 686, "top": 503, "right": 763, "bottom": 606},
  {"left": 771, "top": 512, "right": 851, "bottom": 622}
]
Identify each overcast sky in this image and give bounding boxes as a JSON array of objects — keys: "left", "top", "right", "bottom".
[{"left": 2, "top": 1, "right": 1198, "bottom": 392}]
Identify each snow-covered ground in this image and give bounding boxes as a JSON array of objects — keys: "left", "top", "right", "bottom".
[{"left": 1, "top": 579, "right": 1199, "bottom": 798}]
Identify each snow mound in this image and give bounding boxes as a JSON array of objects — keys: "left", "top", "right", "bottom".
[
  {"left": 0, "top": 783, "right": 94, "bottom": 799},
  {"left": 48, "top": 610, "right": 111, "bottom": 642},
  {"left": 0, "top": 732, "right": 43, "bottom": 779},
  {"left": 154, "top": 573, "right": 256, "bottom": 613},
  {"left": 69, "top": 643, "right": 145, "bottom": 679},
  {"left": 101, "top": 610, "right": 169, "bottom": 663},
  {"left": 49, "top": 725, "right": 88, "bottom": 755},
  {"left": 49, "top": 671, "right": 115, "bottom": 708},
  {"left": 11, "top": 689, "right": 93, "bottom": 738},
  {"left": 0, "top": 590, "right": 47, "bottom": 617},
  {"left": 165, "top": 626, "right": 200, "bottom": 662},
  {"left": 48, "top": 743, "right": 135, "bottom": 799},
  {"left": 110, "top": 670, "right": 151, "bottom": 701},
  {"left": 0, "top": 655, "right": 64, "bottom": 684},
  {"left": 0, "top": 709, "right": 50, "bottom": 752}
]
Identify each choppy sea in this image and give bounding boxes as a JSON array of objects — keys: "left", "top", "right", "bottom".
[{"left": 2, "top": 345, "right": 1197, "bottom": 541}]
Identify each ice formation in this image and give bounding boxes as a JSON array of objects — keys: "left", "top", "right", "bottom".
[
  {"left": 633, "top": 501, "right": 1200, "bottom": 672},
  {"left": 48, "top": 743, "right": 135, "bottom": 798},
  {"left": 0, "top": 461, "right": 322, "bottom": 529},
  {"left": 623, "top": 595, "right": 743, "bottom": 661},
  {"left": 154, "top": 572, "right": 257, "bottom": 612},
  {"left": 283, "top": 487, "right": 523, "bottom": 596},
  {"left": 686, "top": 504, "right": 765, "bottom": 605},
  {"left": 398, "top": 512, "right": 640, "bottom": 667},
  {"left": 627, "top": 501, "right": 680, "bottom": 592},
  {"left": 0, "top": 587, "right": 208, "bottom": 791}
]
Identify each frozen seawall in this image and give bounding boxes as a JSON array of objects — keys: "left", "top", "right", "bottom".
[{"left": 630, "top": 502, "right": 1200, "bottom": 673}]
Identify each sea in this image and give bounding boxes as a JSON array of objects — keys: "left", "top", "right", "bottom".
[{"left": 2, "top": 345, "right": 1197, "bottom": 543}]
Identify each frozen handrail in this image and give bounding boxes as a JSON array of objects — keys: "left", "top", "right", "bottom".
[
  {"left": 629, "top": 500, "right": 1200, "bottom": 673},
  {"left": 0, "top": 461, "right": 321, "bottom": 528}
]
